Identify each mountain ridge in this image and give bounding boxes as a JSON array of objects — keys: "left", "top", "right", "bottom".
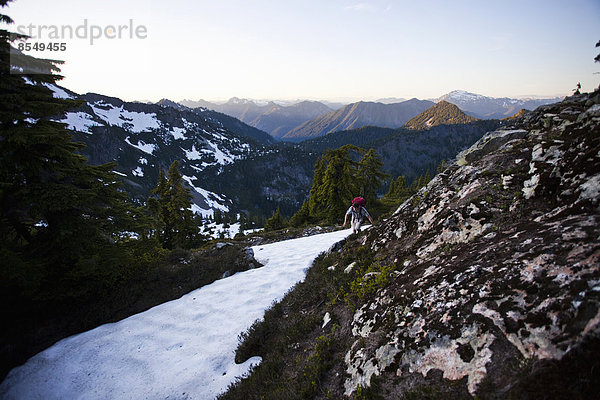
[
  {"left": 404, "top": 100, "right": 479, "bottom": 130},
  {"left": 283, "top": 98, "right": 435, "bottom": 141},
  {"left": 436, "top": 89, "right": 562, "bottom": 119},
  {"left": 251, "top": 100, "right": 333, "bottom": 138},
  {"left": 178, "top": 91, "right": 562, "bottom": 141},
  {"left": 179, "top": 98, "right": 334, "bottom": 139}
]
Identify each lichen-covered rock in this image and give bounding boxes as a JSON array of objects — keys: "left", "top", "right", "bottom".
[{"left": 344, "top": 91, "right": 600, "bottom": 397}]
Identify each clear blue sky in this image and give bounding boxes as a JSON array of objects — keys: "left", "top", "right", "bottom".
[{"left": 4, "top": 0, "right": 599, "bottom": 102}]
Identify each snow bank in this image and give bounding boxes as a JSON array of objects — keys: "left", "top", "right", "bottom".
[
  {"left": 58, "top": 112, "right": 103, "bottom": 133},
  {"left": 42, "top": 83, "right": 76, "bottom": 99},
  {"left": 124, "top": 136, "right": 156, "bottom": 155},
  {"left": 90, "top": 102, "right": 161, "bottom": 133},
  {"left": 0, "top": 229, "right": 352, "bottom": 400}
]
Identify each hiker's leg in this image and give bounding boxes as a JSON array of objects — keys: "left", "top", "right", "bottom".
[{"left": 353, "top": 219, "right": 362, "bottom": 233}]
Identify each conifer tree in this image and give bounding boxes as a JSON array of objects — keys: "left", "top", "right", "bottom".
[
  {"left": 148, "top": 161, "right": 199, "bottom": 249},
  {"left": 291, "top": 145, "right": 388, "bottom": 225},
  {"left": 437, "top": 159, "right": 448, "bottom": 174},
  {"left": 384, "top": 175, "right": 409, "bottom": 200},
  {"left": 1, "top": 2, "right": 146, "bottom": 302},
  {"left": 214, "top": 210, "right": 223, "bottom": 224},
  {"left": 307, "top": 155, "right": 326, "bottom": 217},
  {"left": 264, "top": 207, "right": 286, "bottom": 231},
  {"left": 423, "top": 170, "right": 431, "bottom": 186},
  {"left": 289, "top": 201, "right": 309, "bottom": 228},
  {"left": 355, "top": 148, "right": 389, "bottom": 205},
  {"left": 313, "top": 145, "right": 360, "bottom": 223}
]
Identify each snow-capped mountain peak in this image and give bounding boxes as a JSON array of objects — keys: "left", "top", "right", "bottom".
[
  {"left": 436, "top": 90, "right": 562, "bottom": 119},
  {"left": 440, "top": 90, "right": 488, "bottom": 103}
]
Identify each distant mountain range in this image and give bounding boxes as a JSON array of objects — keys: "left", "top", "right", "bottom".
[
  {"left": 375, "top": 97, "right": 407, "bottom": 104},
  {"left": 44, "top": 83, "right": 561, "bottom": 219},
  {"left": 251, "top": 101, "right": 334, "bottom": 138},
  {"left": 404, "top": 100, "right": 478, "bottom": 130},
  {"left": 179, "top": 98, "right": 334, "bottom": 139},
  {"left": 436, "top": 90, "right": 562, "bottom": 119},
  {"left": 176, "top": 91, "right": 559, "bottom": 143},
  {"left": 282, "top": 99, "right": 434, "bottom": 141}
]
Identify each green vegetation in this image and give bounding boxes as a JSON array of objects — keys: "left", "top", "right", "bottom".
[
  {"left": 148, "top": 161, "right": 203, "bottom": 249},
  {"left": 0, "top": 3, "right": 160, "bottom": 307},
  {"left": 380, "top": 167, "right": 436, "bottom": 211},
  {"left": 220, "top": 243, "right": 387, "bottom": 399},
  {"left": 290, "top": 145, "right": 389, "bottom": 226},
  {"left": 264, "top": 207, "right": 286, "bottom": 231},
  {"left": 354, "top": 382, "right": 384, "bottom": 400},
  {"left": 356, "top": 149, "right": 389, "bottom": 205},
  {"left": 344, "top": 263, "right": 395, "bottom": 307}
]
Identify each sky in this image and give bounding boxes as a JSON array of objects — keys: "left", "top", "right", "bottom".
[
  {"left": 0, "top": 228, "right": 353, "bottom": 400},
  {"left": 3, "top": 0, "right": 600, "bottom": 102}
]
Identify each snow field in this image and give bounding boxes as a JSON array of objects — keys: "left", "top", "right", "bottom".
[{"left": 0, "top": 228, "right": 352, "bottom": 400}]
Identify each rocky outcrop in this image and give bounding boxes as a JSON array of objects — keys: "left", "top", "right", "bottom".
[{"left": 344, "top": 91, "right": 600, "bottom": 397}]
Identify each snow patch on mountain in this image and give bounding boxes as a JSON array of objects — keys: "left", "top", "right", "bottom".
[
  {"left": 90, "top": 101, "right": 161, "bottom": 133},
  {"left": 441, "top": 90, "right": 487, "bottom": 103},
  {"left": 170, "top": 126, "right": 186, "bottom": 140},
  {"left": 207, "top": 140, "right": 237, "bottom": 165},
  {"left": 131, "top": 167, "right": 144, "bottom": 177},
  {"left": 182, "top": 144, "right": 203, "bottom": 160},
  {"left": 59, "top": 111, "right": 103, "bottom": 133},
  {"left": 42, "top": 83, "right": 75, "bottom": 99},
  {"left": 125, "top": 136, "right": 156, "bottom": 155},
  {"left": 182, "top": 175, "right": 230, "bottom": 217}
]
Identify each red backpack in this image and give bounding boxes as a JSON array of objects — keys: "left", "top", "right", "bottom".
[{"left": 352, "top": 197, "right": 366, "bottom": 207}]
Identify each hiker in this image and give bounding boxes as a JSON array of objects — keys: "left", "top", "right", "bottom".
[{"left": 343, "top": 197, "right": 373, "bottom": 234}]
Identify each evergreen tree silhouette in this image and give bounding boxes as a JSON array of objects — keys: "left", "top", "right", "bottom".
[
  {"left": 1, "top": 0, "right": 146, "bottom": 305},
  {"left": 148, "top": 161, "right": 198, "bottom": 249}
]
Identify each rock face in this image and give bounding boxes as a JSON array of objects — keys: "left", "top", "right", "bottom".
[{"left": 345, "top": 90, "right": 600, "bottom": 397}]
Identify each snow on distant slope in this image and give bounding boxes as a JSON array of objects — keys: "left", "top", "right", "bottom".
[
  {"left": 171, "top": 126, "right": 187, "bottom": 140},
  {"left": 124, "top": 136, "right": 157, "bottom": 155},
  {"left": 183, "top": 175, "right": 230, "bottom": 217},
  {"left": 90, "top": 101, "right": 161, "bottom": 133},
  {"left": 440, "top": 90, "right": 487, "bottom": 103},
  {"left": 436, "top": 90, "right": 561, "bottom": 119},
  {"left": 0, "top": 229, "right": 352, "bottom": 400},
  {"left": 41, "top": 83, "right": 76, "bottom": 99},
  {"left": 38, "top": 87, "right": 284, "bottom": 218},
  {"left": 59, "top": 111, "right": 103, "bottom": 133}
]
